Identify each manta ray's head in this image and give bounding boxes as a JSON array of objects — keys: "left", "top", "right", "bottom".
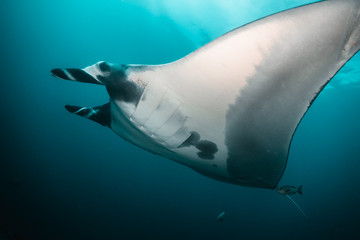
[
  {"left": 51, "top": 61, "right": 144, "bottom": 105},
  {"left": 50, "top": 61, "right": 146, "bottom": 128}
]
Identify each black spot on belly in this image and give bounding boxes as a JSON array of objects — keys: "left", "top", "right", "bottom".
[
  {"left": 179, "top": 131, "right": 218, "bottom": 159},
  {"left": 196, "top": 140, "right": 218, "bottom": 160},
  {"left": 179, "top": 131, "right": 200, "bottom": 147}
]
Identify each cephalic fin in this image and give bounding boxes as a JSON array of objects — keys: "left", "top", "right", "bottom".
[
  {"left": 65, "top": 103, "right": 111, "bottom": 127},
  {"left": 51, "top": 68, "right": 103, "bottom": 85},
  {"left": 297, "top": 185, "right": 303, "bottom": 195}
]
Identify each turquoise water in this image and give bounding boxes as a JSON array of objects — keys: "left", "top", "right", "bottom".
[{"left": 1, "top": 0, "right": 360, "bottom": 239}]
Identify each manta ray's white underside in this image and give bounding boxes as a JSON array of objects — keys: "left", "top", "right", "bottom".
[{"left": 53, "top": 0, "right": 360, "bottom": 189}]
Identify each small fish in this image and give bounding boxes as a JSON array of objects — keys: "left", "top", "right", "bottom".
[
  {"left": 277, "top": 185, "right": 303, "bottom": 195},
  {"left": 217, "top": 211, "right": 226, "bottom": 222}
]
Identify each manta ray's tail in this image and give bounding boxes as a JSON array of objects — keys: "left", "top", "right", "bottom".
[
  {"left": 65, "top": 103, "right": 111, "bottom": 127},
  {"left": 286, "top": 195, "right": 309, "bottom": 221}
]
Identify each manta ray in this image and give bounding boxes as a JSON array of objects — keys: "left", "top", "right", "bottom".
[{"left": 51, "top": 0, "right": 360, "bottom": 189}]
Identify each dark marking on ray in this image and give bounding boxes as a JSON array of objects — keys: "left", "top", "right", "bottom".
[
  {"left": 65, "top": 103, "right": 111, "bottom": 127},
  {"left": 106, "top": 81, "right": 144, "bottom": 105},
  {"left": 66, "top": 69, "right": 100, "bottom": 85},
  {"left": 99, "top": 61, "right": 111, "bottom": 72},
  {"left": 178, "top": 131, "right": 218, "bottom": 159},
  {"left": 92, "top": 64, "right": 144, "bottom": 105},
  {"left": 197, "top": 152, "right": 214, "bottom": 159},
  {"left": 224, "top": 56, "right": 298, "bottom": 188},
  {"left": 91, "top": 103, "right": 111, "bottom": 126},
  {"left": 51, "top": 68, "right": 70, "bottom": 80},
  {"left": 212, "top": 164, "right": 218, "bottom": 168},
  {"left": 96, "top": 75, "right": 107, "bottom": 84},
  {"left": 179, "top": 131, "right": 200, "bottom": 147},
  {"left": 65, "top": 105, "right": 80, "bottom": 113},
  {"left": 196, "top": 140, "right": 218, "bottom": 160}
]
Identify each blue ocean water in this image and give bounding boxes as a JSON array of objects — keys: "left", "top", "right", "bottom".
[{"left": 1, "top": 0, "right": 360, "bottom": 239}]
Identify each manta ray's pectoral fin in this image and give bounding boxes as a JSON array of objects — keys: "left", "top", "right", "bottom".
[
  {"left": 51, "top": 68, "right": 103, "bottom": 85},
  {"left": 65, "top": 103, "right": 111, "bottom": 127}
]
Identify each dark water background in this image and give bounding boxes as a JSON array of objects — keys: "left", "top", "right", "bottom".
[{"left": 1, "top": 0, "right": 360, "bottom": 239}]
